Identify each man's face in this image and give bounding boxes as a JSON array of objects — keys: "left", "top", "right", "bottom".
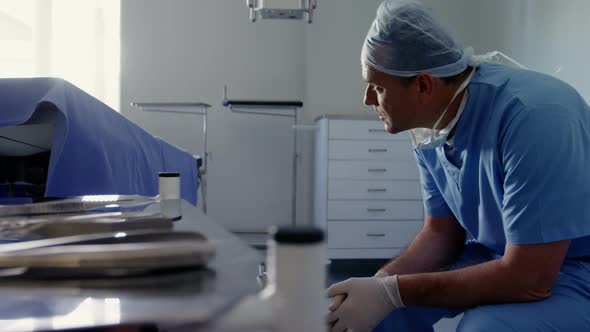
[{"left": 362, "top": 64, "right": 420, "bottom": 134}]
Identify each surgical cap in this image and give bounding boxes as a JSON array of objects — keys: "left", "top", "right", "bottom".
[{"left": 362, "top": 0, "right": 473, "bottom": 78}]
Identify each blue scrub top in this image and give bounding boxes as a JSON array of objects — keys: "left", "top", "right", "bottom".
[{"left": 415, "top": 63, "right": 590, "bottom": 257}]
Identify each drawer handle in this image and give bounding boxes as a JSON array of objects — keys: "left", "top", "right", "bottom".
[
  {"left": 366, "top": 233, "right": 386, "bottom": 237},
  {"left": 368, "top": 168, "right": 387, "bottom": 172},
  {"left": 368, "top": 129, "right": 386, "bottom": 133},
  {"left": 368, "top": 148, "right": 388, "bottom": 153},
  {"left": 367, "top": 188, "right": 387, "bottom": 192},
  {"left": 367, "top": 208, "right": 386, "bottom": 212}
]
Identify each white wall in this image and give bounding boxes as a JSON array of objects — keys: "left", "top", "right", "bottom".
[
  {"left": 121, "top": 0, "right": 590, "bottom": 234},
  {"left": 304, "top": 0, "right": 380, "bottom": 120},
  {"left": 460, "top": 0, "right": 590, "bottom": 100},
  {"left": 120, "top": 0, "right": 304, "bottom": 233}
]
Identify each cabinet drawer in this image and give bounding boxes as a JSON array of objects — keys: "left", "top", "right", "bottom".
[
  {"left": 328, "top": 220, "right": 422, "bottom": 249},
  {"left": 329, "top": 120, "right": 410, "bottom": 141},
  {"left": 329, "top": 140, "right": 413, "bottom": 161},
  {"left": 329, "top": 161, "right": 420, "bottom": 180},
  {"left": 328, "top": 179, "right": 422, "bottom": 200},
  {"left": 328, "top": 201, "right": 423, "bottom": 220}
]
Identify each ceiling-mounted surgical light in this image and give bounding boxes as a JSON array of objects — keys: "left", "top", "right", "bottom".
[{"left": 247, "top": 0, "right": 317, "bottom": 23}]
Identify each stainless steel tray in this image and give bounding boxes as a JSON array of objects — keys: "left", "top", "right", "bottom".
[
  {"left": 0, "top": 211, "right": 174, "bottom": 240},
  {"left": 0, "top": 230, "right": 215, "bottom": 278}
]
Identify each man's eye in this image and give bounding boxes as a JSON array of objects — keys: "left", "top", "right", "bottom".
[{"left": 374, "top": 86, "right": 384, "bottom": 93}]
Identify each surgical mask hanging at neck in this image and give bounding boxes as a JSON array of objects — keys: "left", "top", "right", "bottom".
[
  {"left": 410, "top": 67, "right": 475, "bottom": 150},
  {"left": 410, "top": 50, "right": 527, "bottom": 150}
]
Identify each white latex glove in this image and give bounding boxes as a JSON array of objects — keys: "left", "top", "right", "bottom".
[
  {"left": 326, "top": 294, "right": 346, "bottom": 332},
  {"left": 326, "top": 276, "right": 404, "bottom": 332},
  {"left": 327, "top": 269, "right": 389, "bottom": 314},
  {"left": 373, "top": 269, "right": 389, "bottom": 278}
]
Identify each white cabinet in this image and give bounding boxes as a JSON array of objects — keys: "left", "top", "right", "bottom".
[{"left": 314, "top": 117, "right": 424, "bottom": 259}]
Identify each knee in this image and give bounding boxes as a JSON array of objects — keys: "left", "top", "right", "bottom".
[{"left": 457, "top": 306, "right": 515, "bottom": 332}]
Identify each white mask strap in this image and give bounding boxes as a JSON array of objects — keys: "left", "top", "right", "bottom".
[{"left": 432, "top": 67, "right": 476, "bottom": 132}]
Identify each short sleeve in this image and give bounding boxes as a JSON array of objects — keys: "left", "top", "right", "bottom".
[
  {"left": 414, "top": 151, "right": 453, "bottom": 217},
  {"left": 501, "top": 106, "right": 590, "bottom": 244}
]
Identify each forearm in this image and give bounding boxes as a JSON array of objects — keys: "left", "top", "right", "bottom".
[
  {"left": 382, "top": 223, "right": 465, "bottom": 275},
  {"left": 397, "top": 258, "right": 549, "bottom": 308}
]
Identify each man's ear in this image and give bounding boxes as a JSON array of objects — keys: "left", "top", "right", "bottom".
[{"left": 415, "top": 73, "right": 435, "bottom": 105}]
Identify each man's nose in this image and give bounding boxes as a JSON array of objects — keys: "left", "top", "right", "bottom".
[{"left": 364, "top": 85, "right": 377, "bottom": 106}]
